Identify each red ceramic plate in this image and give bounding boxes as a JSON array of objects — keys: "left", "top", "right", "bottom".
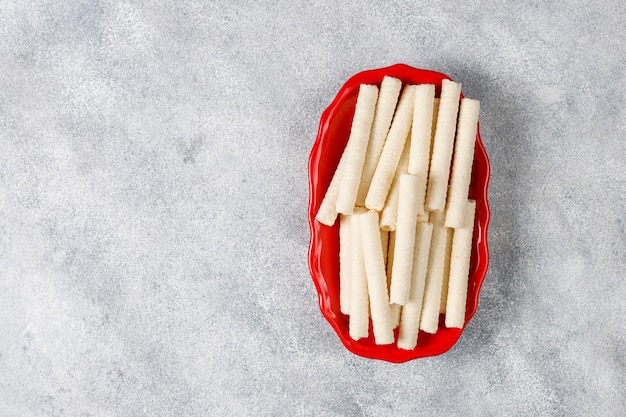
[{"left": 308, "top": 64, "right": 490, "bottom": 362}]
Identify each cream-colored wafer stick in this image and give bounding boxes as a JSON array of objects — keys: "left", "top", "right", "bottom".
[
  {"left": 408, "top": 84, "right": 436, "bottom": 218},
  {"left": 315, "top": 156, "right": 346, "bottom": 226},
  {"left": 425, "top": 80, "right": 462, "bottom": 212},
  {"left": 359, "top": 210, "right": 394, "bottom": 344},
  {"left": 389, "top": 174, "right": 421, "bottom": 305},
  {"left": 439, "top": 228, "right": 454, "bottom": 314},
  {"left": 365, "top": 85, "right": 416, "bottom": 211},
  {"left": 349, "top": 208, "right": 369, "bottom": 340},
  {"left": 336, "top": 84, "right": 379, "bottom": 214},
  {"left": 380, "top": 229, "right": 389, "bottom": 267},
  {"left": 339, "top": 214, "right": 352, "bottom": 315},
  {"left": 380, "top": 137, "right": 410, "bottom": 231},
  {"left": 445, "top": 200, "right": 476, "bottom": 328},
  {"left": 356, "top": 76, "right": 403, "bottom": 206},
  {"left": 444, "top": 98, "right": 480, "bottom": 228},
  {"left": 419, "top": 212, "right": 451, "bottom": 333},
  {"left": 397, "top": 222, "right": 434, "bottom": 350}
]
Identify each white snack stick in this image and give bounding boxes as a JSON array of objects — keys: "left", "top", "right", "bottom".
[
  {"left": 439, "top": 227, "right": 454, "bottom": 314},
  {"left": 359, "top": 210, "right": 394, "bottom": 344},
  {"left": 315, "top": 155, "right": 346, "bottom": 226},
  {"left": 397, "top": 302, "right": 420, "bottom": 350},
  {"left": 379, "top": 137, "right": 410, "bottom": 231},
  {"left": 445, "top": 200, "right": 476, "bottom": 328},
  {"left": 425, "top": 80, "right": 462, "bottom": 212},
  {"left": 419, "top": 212, "right": 451, "bottom": 333},
  {"left": 389, "top": 174, "right": 421, "bottom": 305},
  {"left": 356, "top": 76, "right": 403, "bottom": 206},
  {"left": 408, "top": 84, "right": 436, "bottom": 217},
  {"left": 365, "top": 85, "right": 416, "bottom": 211},
  {"left": 336, "top": 84, "right": 379, "bottom": 214},
  {"left": 349, "top": 208, "right": 369, "bottom": 340},
  {"left": 380, "top": 229, "right": 390, "bottom": 267},
  {"left": 339, "top": 214, "right": 352, "bottom": 315},
  {"left": 444, "top": 98, "right": 480, "bottom": 228},
  {"left": 397, "top": 222, "right": 434, "bottom": 350}
]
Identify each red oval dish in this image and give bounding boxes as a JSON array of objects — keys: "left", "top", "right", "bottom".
[{"left": 307, "top": 64, "right": 491, "bottom": 362}]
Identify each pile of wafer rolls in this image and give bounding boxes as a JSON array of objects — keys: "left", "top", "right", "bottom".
[{"left": 315, "top": 76, "right": 480, "bottom": 350}]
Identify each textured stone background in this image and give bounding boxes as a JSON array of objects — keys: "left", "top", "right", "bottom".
[{"left": 1, "top": 1, "right": 624, "bottom": 416}]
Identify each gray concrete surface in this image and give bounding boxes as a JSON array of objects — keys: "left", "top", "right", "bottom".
[{"left": 1, "top": 1, "right": 624, "bottom": 416}]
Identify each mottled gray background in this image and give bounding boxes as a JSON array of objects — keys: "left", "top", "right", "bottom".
[{"left": 0, "top": 0, "right": 624, "bottom": 416}]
